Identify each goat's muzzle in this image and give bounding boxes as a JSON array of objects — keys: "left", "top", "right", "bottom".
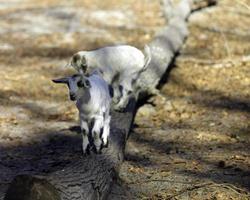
[{"left": 70, "top": 93, "right": 76, "bottom": 101}]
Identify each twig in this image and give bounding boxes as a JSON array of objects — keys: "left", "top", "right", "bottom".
[
  {"left": 209, "top": 182, "right": 250, "bottom": 197},
  {"left": 235, "top": 0, "right": 250, "bottom": 10},
  {"left": 166, "top": 181, "right": 250, "bottom": 199},
  {"left": 178, "top": 55, "right": 250, "bottom": 68},
  {"left": 133, "top": 179, "right": 250, "bottom": 199},
  {"left": 221, "top": 6, "right": 250, "bottom": 17},
  {"left": 128, "top": 178, "right": 197, "bottom": 185},
  {"left": 194, "top": 24, "right": 250, "bottom": 37},
  {"left": 212, "top": 24, "right": 232, "bottom": 59},
  {"left": 166, "top": 182, "right": 213, "bottom": 200},
  {"left": 192, "top": 0, "right": 217, "bottom": 11}
]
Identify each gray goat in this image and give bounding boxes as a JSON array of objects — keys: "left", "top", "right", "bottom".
[{"left": 53, "top": 72, "right": 112, "bottom": 154}]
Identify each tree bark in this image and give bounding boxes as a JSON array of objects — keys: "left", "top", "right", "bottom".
[{"left": 4, "top": 1, "right": 216, "bottom": 200}]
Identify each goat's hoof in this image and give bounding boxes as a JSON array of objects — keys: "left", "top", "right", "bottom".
[
  {"left": 102, "top": 139, "right": 109, "bottom": 148},
  {"left": 96, "top": 150, "right": 102, "bottom": 154},
  {"left": 113, "top": 104, "right": 125, "bottom": 112},
  {"left": 115, "top": 106, "right": 126, "bottom": 112},
  {"left": 94, "top": 146, "right": 102, "bottom": 154},
  {"left": 82, "top": 145, "right": 90, "bottom": 156}
]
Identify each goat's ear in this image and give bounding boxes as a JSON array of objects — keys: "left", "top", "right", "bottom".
[
  {"left": 71, "top": 54, "right": 80, "bottom": 65},
  {"left": 81, "top": 56, "right": 87, "bottom": 73},
  {"left": 81, "top": 56, "right": 86, "bottom": 65},
  {"left": 52, "top": 77, "right": 69, "bottom": 84}
]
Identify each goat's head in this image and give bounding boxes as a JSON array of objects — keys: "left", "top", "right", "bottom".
[
  {"left": 70, "top": 52, "right": 88, "bottom": 74},
  {"left": 52, "top": 74, "right": 90, "bottom": 101}
]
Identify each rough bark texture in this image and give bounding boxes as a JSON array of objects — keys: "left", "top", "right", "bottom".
[{"left": 4, "top": 1, "right": 216, "bottom": 199}]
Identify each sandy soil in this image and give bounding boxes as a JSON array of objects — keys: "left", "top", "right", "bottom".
[{"left": 0, "top": 0, "right": 249, "bottom": 199}]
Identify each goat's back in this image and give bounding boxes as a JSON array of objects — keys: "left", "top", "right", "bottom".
[
  {"left": 87, "top": 45, "right": 145, "bottom": 73},
  {"left": 88, "top": 74, "right": 111, "bottom": 111}
]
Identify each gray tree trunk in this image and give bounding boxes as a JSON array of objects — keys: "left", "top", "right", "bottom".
[{"left": 4, "top": 1, "right": 216, "bottom": 200}]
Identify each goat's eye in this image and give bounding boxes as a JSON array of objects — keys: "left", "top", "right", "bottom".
[{"left": 77, "top": 81, "right": 84, "bottom": 87}]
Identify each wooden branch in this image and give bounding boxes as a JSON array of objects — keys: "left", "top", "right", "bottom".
[{"left": 4, "top": 1, "right": 216, "bottom": 200}]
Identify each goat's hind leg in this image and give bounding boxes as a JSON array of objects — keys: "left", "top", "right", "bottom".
[
  {"left": 80, "top": 119, "right": 90, "bottom": 155},
  {"left": 102, "top": 114, "right": 111, "bottom": 147}
]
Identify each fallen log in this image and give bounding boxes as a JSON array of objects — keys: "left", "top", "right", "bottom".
[{"left": 4, "top": 1, "right": 216, "bottom": 200}]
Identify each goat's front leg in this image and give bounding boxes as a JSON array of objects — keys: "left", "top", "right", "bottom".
[
  {"left": 114, "top": 79, "right": 133, "bottom": 111},
  {"left": 80, "top": 119, "right": 90, "bottom": 155},
  {"left": 112, "top": 84, "right": 122, "bottom": 105},
  {"left": 92, "top": 116, "right": 104, "bottom": 153}
]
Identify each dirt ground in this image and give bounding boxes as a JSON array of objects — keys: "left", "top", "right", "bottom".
[{"left": 0, "top": 0, "right": 249, "bottom": 199}]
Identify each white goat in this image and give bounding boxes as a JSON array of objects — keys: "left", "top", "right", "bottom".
[
  {"left": 53, "top": 72, "right": 112, "bottom": 154},
  {"left": 70, "top": 45, "right": 151, "bottom": 110}
]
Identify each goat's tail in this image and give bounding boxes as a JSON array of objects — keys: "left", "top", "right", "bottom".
[{"left": 142, "top": 45, "right": 152, "bottom": 72}]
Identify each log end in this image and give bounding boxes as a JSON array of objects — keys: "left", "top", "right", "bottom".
[{"left": 4, "top": 175, "right": 60, "bottom": 200}]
